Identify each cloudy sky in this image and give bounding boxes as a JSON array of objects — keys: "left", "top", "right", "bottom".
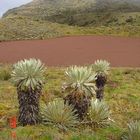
[{"left": 0, "top": 0, "right": 32, "bottom": 17}]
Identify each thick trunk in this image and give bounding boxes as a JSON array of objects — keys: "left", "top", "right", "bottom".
[
  {"left": 95, "top": 74, "right": 107, "bottom": 101},
  {"left": 17, "top": 88, "right": 41, "bottom": 126},
  {"left": 95, "top": 74, "right": 107, "bottom": 88},
  {"left": 96, "top": 87, "right": 104, "bottom": 101},
  {"left": 64, "top": 93, "right": 90, "bottom": 120}
]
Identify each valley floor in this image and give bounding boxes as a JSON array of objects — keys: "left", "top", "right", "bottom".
[{"left": 0, "top": 35, "right": 140, "bottom": 67}]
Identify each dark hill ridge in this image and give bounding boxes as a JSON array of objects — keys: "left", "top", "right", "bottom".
[{"left": 96, "top": 0, "right": 140, "bottom": 12}]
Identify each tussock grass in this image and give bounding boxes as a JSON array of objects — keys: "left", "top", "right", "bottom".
[{"left": 0, "top": 64, "right": 11, "bottom": 81}]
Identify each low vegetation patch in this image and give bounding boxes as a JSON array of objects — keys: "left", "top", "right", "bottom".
[
  {"left": 0, "top": 13, "right": 140, "bottom": 42},
  {"left": 0, "top": 61, "right": 140, "bottom": 139}
]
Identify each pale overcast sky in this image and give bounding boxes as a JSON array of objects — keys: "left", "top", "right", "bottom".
[{"left": 0, "top": 0, "right": 32, "bottom": 17}]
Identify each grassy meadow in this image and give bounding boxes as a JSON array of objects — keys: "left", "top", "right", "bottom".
[
  {"left": 0, "top": 0, "right": 140, "bottom": 139},
  {"left": 0, "top": 11, "right": 140, "bottom": 41},
  {"left": 0, "top": 64, "right": 140, "bottom": 140}
]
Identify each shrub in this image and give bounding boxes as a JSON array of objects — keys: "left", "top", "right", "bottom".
[
  {"left": 92, "top": 60, "right": 110, "bottom": 101},
  {"left": 11, "top": 58, "right": 46, "bottom": 126},
  {"left": 121, "top": 121, "right": 140, "bottom": 140},
  {"left": 87, "top": 99, "right": 111, "bottom": 128},
  {"left": 92, "top": 60, "right": 110, "bottom": 75},
  {"left": 41, "top": 99, "right": 78, "bottom": 130},
  {"left": 63, "top": 66, "right": 96, "bottom": 119}
]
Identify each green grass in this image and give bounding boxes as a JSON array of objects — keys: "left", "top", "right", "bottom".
[
  {"left": 0, "top": 12, "right": 140, "bottom": 42},
  {"left": 0, "top": 65, "right": 11, "bottom": 80},
  {"left": 1, "top": 0, "right": 140, "bottom": 41},
  {"left": 0, "top": 65, "right": 140, "bottom": 139}
]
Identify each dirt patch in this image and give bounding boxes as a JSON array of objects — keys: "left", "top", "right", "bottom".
[{"left": 0, "top": 36, "right": 140, "bottom": 67}]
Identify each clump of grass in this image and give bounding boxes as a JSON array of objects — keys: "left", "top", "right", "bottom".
[{"left": 0, "top": 65, "right": 11, "bottom": 81}]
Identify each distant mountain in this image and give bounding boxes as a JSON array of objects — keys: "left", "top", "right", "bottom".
[
  {"left": 2, "top": 0, "right": 140, "bottom": 26},
  {"left": 0, "top": 0, "right": 140, "bottom": 41},
  {"left": 3, "top": 0, "right": 140, "bottom": 18},
  {"left": 3, "top": 0, "right": 96, "bottom": 18}
]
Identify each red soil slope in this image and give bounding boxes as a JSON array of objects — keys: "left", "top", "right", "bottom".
[{"left": 0, "top": 36, "right": 140, "bottom": 67}]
